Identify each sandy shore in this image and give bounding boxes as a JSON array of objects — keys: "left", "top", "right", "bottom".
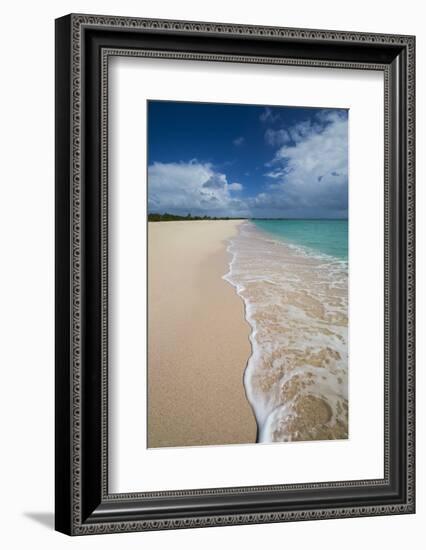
[{"left": 147, "top": 220, "right": 256, "bottom": 448}]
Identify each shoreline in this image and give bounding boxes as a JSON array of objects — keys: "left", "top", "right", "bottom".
[
  {"left": 148, "top": 220, "right": 257, "bottom": 448},
  {"left": 225, "top": 221, "right": 349, "bottom": 443}
]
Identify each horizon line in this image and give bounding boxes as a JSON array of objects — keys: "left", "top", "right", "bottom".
[{"left": 148, "top": 213, "right": 348, "bottom": 221}]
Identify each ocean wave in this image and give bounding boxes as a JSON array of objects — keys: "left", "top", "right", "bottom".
[{"left": 223, "top": 221, "right": 348, "bottom": 443}]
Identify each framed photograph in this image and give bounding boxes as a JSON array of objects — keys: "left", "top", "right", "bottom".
[{"left": 55, "top": 14, "right": 415, "bottom": 535}]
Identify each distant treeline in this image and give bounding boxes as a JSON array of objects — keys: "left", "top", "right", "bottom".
[{"left": 148, "top": 212, "right": 245, "bottom": 222}]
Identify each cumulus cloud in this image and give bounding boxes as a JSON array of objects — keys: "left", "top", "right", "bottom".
[
  {"left": 258, "top": 110, "right": 348, "bottom": 217},
  {"left": 203, "top": 173, "right": 228, "bottom": 189},
  {"left": 148, "top": 109, "right": 348, "bottom": 219},
  {"left": 148, "top": 161, "right": 248, "bottom": 216}
]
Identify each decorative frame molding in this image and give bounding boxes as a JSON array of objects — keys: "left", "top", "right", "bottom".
[{"left": 55, "top": 14, "right": 415, "bottom": 535}]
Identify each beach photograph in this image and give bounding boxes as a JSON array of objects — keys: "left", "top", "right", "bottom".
[{"left": 147, "top": 100, "right": 348, "bottom": 448}]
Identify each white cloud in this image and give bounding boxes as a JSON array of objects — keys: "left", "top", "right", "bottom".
[
  {"left": 233, "top": 136, "right": 245, "bottom": 146},
  {"left": 259, "top": 107, "right": 279, "bottom": 123},
  {"left": 148, "top": 110, "right": 348, "bottom": 219},
  {"left": 228, "top": 182, "right": 243, "bottom": 191},
  {"left": 264, "top": 128, "right": 291, "bottom": 147},
  {"left": 256, "top": 110, "right": 348, "bottom": 217},
  {"left": 287, "top": 119, "right": 316, "bottom": 143},
  {"left": 148, "top": 161, "right": 248, "bottom": 216}
]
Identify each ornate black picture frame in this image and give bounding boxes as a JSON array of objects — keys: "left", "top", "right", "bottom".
[{"left": 55, "top": 13, "right": 415, "bottom": 535}]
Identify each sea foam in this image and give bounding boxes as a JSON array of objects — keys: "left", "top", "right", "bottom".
[{"left": 223, "top": 221, "right": 348, "bottom": 443}]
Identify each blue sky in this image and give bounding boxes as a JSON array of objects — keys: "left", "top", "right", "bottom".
[{"left": 147, "top": 101, "right": 348, "bottom": 219}]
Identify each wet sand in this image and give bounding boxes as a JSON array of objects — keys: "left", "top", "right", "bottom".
[{"left": 147, "top": 220, "right": 257, "bottom": 448}]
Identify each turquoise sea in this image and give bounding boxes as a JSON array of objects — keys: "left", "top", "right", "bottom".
[{"left": 252, "top": 219, "right": 348, "bottom": 261}]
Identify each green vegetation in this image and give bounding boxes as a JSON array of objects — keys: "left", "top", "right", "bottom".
[{"left": 148, "top": 212, "right": 245, "bottom": 222}]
